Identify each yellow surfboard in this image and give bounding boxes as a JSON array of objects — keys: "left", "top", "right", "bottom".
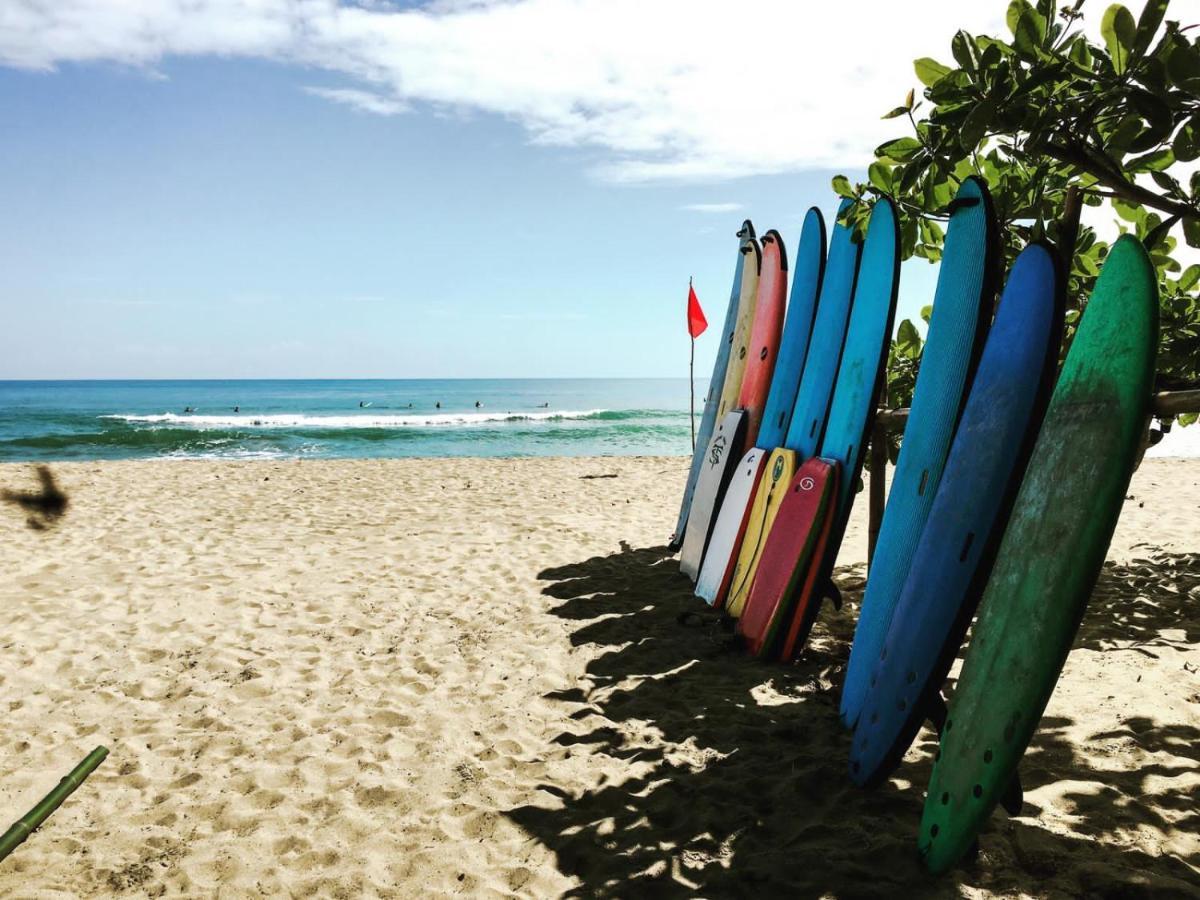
[
  {"left": 725, "top": 447, "right": 797, "bottom": 618},
  {"left": 715, "top": 241, "right": 761, "bottom": 420}
]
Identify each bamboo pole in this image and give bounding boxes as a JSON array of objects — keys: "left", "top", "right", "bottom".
[{"left": 0, "top": 746, "right": 108, "bottom": 863}]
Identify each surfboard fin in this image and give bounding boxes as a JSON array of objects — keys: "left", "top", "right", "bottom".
[
  {"left": 926, "top": 693, "right": 949, "bottom": 734},
  {"left": 823, "top": 580, "right": 843, "bottom": 611},
  {"left": 1000, "top": 770, "right": 1024, "bottom": 816}
]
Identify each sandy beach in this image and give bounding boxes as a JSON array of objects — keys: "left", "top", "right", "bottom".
[{"left": 0, "top": 455, "right": 1197, "bottom": 897}]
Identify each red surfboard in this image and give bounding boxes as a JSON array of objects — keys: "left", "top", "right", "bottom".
[
  {"left": 737, "top": 459, "right": 839, "bottom": 658},
  {"left": 736, "top": 230, "right": 788, "bottom": 448}
]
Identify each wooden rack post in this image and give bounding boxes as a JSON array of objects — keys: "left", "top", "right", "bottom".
[{"left": 864, "top": 389, "right": 1200, "bottom": 568}]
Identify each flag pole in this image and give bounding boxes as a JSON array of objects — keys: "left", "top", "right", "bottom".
[{"left": 689, "top": 276, "right": 696, "bottom": 451}]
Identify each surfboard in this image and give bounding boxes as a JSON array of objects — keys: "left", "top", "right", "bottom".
[
  {"left": 671, "top": 221, "right": 757, "bottom": 548},
  {"left": 678, "top": 410, "right": 748, "bottom": 579},
  {"left": 840, "top": 177, "right": 998, "bottom": 728},
  {"left": 848, "top": 241, "right": 1065, "bottom": 788},
  {"left": 716, "top": 203, "right": 863, "bottom": 617},
  {"left": 736, "top": 457, "right": 837, "bottom": 657},
  {"left": 741, "top": 197, "right": 899, "bottom": 659},
  {"left": 678, "top": 232, "right": 785, "bottom": 579},
  {"left": 694, "top": 210, "right": 827, "bottom": 607},
  {"left": 734, "top": 230, "right": 789, "bottom": 449},
  {"left": 715, "top": 239, "right": 764, "bottom": 423},
  {"left": 919, "top": 235, "right": 1157, "bottom": 873}
]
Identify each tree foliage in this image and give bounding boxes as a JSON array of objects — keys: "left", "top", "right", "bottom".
[{"left": 836, "top": 0, "right": 1200, "bottom": 425}]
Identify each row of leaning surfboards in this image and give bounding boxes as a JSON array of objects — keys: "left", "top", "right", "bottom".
[{"left": 670, "top": 177, "right": 1159, "bottom": 874}]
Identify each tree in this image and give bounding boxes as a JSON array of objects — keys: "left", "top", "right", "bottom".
[{"left": 835, "top": 0, "right": 1200, "bottom": 426}]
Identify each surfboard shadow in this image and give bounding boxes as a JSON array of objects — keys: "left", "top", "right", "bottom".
[{"left": 508, "top": 544, "right": 1200, "bottom": 897}]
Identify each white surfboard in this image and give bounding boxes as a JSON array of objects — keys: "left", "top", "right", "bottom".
[
  {"left": 695, "top": 447, "right": 769, "bottom": 604},
  {"left": 679, "top": 410, "right": 747, "bottom": 580}
]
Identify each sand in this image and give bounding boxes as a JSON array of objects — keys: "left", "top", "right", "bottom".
[{"left": 0, "top": 456, "right": 1196, "bottom": 897}]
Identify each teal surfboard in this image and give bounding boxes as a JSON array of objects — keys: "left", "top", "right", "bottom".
[
  {"left": 919, "top": 235, "right": 1157, "bottom": 873},
  {"left": 671, "top": 221, "right": 757, "bottom": 548},
  {"left": 840, "top": 177, "right": 998, "bottom": 728}
]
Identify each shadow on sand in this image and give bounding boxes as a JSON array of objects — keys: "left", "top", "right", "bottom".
[{"left": 508, "top": 544, "right": 1200, "bottom": 898}]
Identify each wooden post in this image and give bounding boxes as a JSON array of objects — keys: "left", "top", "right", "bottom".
[
  {"left": 861, "top": 391, "right": 1197, "bottom": 570},
  {"left": 867, "top": 420, "right": 888, "bottom": 567}
]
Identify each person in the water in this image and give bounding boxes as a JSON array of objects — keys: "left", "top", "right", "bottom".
[{"left": 475, "top": 401, "right": 482, "bottom": 408}]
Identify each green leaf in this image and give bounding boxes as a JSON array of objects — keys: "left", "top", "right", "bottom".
[
  {"left": 1101, "top": 4, "right": 1136, "bottom": 75},
  {"left": 959, "top": 99, "right": 996, "bottom": 150},
  {"left": 831, "top": 175, "right": 855, "bottom": 199},
  {"left": 919, "top": 304, "right": 933, "bottom": 324},
  {"left": 1184, "top": 217, "right": 1200, "bottom": 249},
  {"left": 882, "top": 106, "right": 910, "bottom": 120},
  {"left": 1150, "top": 169, "right": 1182, "bottom": 197},
  {"left": 1067, "top": 36, "right": 1093, "bottom": 68},
  {"left": 952, "top": 30, "right": 979, "bottom": 74},
  {"left": 1173, "top": 117, "right": 1199, "bottom": 163},
  {"left": 1112, "top": 197, "right": 1142, "bottom": 223},
  {"left": 1133, "top": 0, "right": 1169, "bottom": 59},
  {"left": 876, "top": 136, "right": 922, "bottom": 161},
  {"left": 868, "top": 161, "right": 894, "bottom": 193},
  {"left": 1167, "top": 43, "right": 1200, "bottom": 94},
  {"left": 1006, "top": 0, "right": 1035, "bottom": 37},
  {"left": 896, "top": 318, "right": 922, "bottom": 352},
  {"left": 1180, "top": 265, "right": 1200, "bottom": 293},
  {"left": 914, "top": 57, "right": 952, "bottom": 87},
  {"left": 1104, "top": 114, "right": 1144, "bottom": 156},
  {"left": 1127, "top": 148, "right": 1174, "bottom": 172}
]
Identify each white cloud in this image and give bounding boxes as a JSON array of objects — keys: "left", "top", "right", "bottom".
[
  {"left": 304, "top": 86, "right": 408, "bottom": 115},
  {"left": 681, "top": 203, "right": 743, "bottom": 214},
  {"left": 0, "top": 1, "right": 1162, "bottom": 183}
]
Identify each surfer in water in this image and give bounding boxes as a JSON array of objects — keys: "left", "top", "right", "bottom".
[
  {"left": 183, "top": 406, "right": 194, "bottom": 414},
  {"left": 475, "top": 401, "right": 482, "bottom": 408},
  {"left": 435, "top": 402, "right": 441, "bottom": 409},
  {"left": 233, "top": 406, "right": 240, "bottom": 413}
]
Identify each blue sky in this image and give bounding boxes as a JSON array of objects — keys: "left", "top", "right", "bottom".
[{"left": 0, "top": 1, "right": 1012, "bottom": 379}]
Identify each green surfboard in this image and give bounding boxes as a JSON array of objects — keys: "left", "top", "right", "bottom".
[{"left": 918, "top": 235, "right": 1158, "bottom": 873}]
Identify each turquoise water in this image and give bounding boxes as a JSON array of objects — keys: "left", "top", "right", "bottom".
[{"left": 0, "top": 379, "right": 704, "bottom": 461}]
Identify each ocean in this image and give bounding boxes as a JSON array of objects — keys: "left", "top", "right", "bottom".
[
  {"left": 0, "top": 379, "right": 703, "bottom": 461},
  {"left": 2, "top": 379, "right": 1195, "bottom": 463}
]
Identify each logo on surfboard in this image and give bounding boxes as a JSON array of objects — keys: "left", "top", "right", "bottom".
[
  {"left": 709, "top": 435, "right": 727, "bottom": 467},
  {"left": 772, "top": 456, "right": 785, "bottom": 481},
  {"left": 799, "top": 476, "right": 815, "bottom": 491}
]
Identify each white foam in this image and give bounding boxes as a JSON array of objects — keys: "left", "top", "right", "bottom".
[{"left": 101, "top": 410, "right": 606, "bottom": 429}]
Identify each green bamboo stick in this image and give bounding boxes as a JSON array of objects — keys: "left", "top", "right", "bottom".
[{"left": 0, "top": 746, "right": 108, "bottom": 863}]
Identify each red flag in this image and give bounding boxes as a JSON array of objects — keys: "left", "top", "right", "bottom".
[{"left": 687, "top": 284, "right": 708, "bottom": 338}]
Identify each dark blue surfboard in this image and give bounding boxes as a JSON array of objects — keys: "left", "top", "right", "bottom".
[
  {"left": 755, "top": 208, "right": 827, "bottom": 448},
  {"left": 776, "top": 198, "right": 900, "bottom": 656},
  {"left": 848, "top": 241, "right": 1064, "bottom": 787},
  {"left": 840, "top": 177, "right": 998, "bottom": 728},
  {"left": 671, "top": 221, "right": 757, "bottom": 548},
  {"left": 783, "top": 200, "right": 860, "bottom": 459}
]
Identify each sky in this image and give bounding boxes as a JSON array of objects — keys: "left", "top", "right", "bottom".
[{"left": 0, "top": 0, "right": 1169, "bottom": 379}]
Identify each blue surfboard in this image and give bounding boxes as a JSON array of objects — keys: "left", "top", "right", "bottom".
[
  {"left": 775, "top": 198, "right": 901, "bottom": 656},
  {"left": 671, "top": 220, "right": 757, "bottom": 548},
  {"left": 840, "top": 177, "right": 998, "bottom": 728},
  {"left": 783, "top": 200, "right": 860, "bottom": 460},
  {"left": 848, "top": 241, "right": 1064, "bottom": 786},
  {"left": 755, "top": 208, "right": 827, "bottom": 448}
]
